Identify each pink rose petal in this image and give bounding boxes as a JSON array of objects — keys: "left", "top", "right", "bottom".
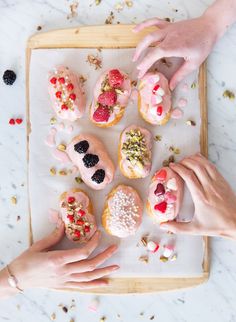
[
  {"left": 178, "top": 98, "right": 187, "bottom": 108},
  {"left": 171, "top": 108, "right": 183, "bottom": 119}
]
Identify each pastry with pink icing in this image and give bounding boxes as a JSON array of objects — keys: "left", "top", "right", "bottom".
[
  {"left": 119, "top": 125, "right": 153, "bottom": 179},
  {"left": 147, "top": 167, "right": 184, "bottom": 223},
  {"left": 67, "top": 134, "right": 115, "bottom": 190},
  {"left": 102, "top": 185, "right": 143, "bottom": 238},
  {"left": 60, "top": 189, "right": 97, "bottom": 243},
  {"left": 48, "top": 66, "right": 85, "bottom": 121},
  {"left": 138, "top": 72, "right": 172, "bottom": 125},
  {"left": 90, "top": 69, "right": 131, "bottom": 127}
]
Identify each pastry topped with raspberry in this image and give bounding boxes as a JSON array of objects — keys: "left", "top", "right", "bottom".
[
  {"left": 48, "top": 66, "right": 85, "bottom": 121},
  {"left": 60, "top": 189, "right": 97, "bottom": 243},
  {"left": 147, "top": 167, "right": 184, "bottom": 223},
  {"left": 90, "top": 69, "right": 131, "bottom": 127}
]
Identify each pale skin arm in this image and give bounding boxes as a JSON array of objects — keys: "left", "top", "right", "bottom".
[
  {"left": 160, "top": 154, "right": 236, "bottom": 240},
  {"left": 133, "top": 0, "right": 236, "bottom": 89},
  {"left": 0, "top": 221, "right": 119, "bottom": 299}
]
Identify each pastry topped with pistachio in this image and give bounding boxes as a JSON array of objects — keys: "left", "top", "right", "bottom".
[
  {"left": 90, "top": 69, "right": 131, "bottom": 127},
  {"left": 119, "top": 124, "right": 153, "bottom": 179}
]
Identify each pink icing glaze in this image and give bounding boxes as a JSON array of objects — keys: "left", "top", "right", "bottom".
[
  {"left": 60, "top": 190, "right": 97, "bottom": 243},
  {"left": 148, "top": 167, "right": 184, "bottom": 223},
  {"left": 48, "top": 66, "right": 85, "bottom": 122},
  {"left": 120, "top": 124, "right": 153, "bottom": 178},
  {"left": 67, "top": 134, "right": 115, "bottom": 190},
  {"left": 90, "top": 69, "right": 131, "bottom": 125},
  {"left": 171, "top": 108, "right": 183, "bottom": 119},
  {"left": 45, "top": 127, "right": 57, "bottom": 147},
  {"left": 107, "top": 185, "right": 143, "bottom": 238},
  {"left": 178, "top": 98, "right": 187, "bottom": 108},
  {"left": 52, "top": 149, "right": 71, "bottom": 164},
  {"left": 138, "top": 72, "right": 172, "bottom": 125}
]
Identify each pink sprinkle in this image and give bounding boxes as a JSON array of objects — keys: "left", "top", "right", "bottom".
[
  {"left": 88, "top": 298, "right": 100, "bottom": 312},
  {"left": 181, "top": 83, "right": 189, "bottom": 92},
  {"left": 45, "top": 127, "right": 57, "bottom": 147},
  {"left": 165, "top": 192, "right": 177, "bottom": 204},
  {"left": 171, "top": 108, "right": 183, "bottom": 119},
  {"left": 48, "top": 208, "right": 60, "bottom": 223},
  {"left": 52, "top": 149, "right": 71, "bottom": 164},
  {"left": 178, "top": 98, "right": 187, "bottom": 108},
  {"left": 71, "top": 165, "right": 78, "bottom": 174}
]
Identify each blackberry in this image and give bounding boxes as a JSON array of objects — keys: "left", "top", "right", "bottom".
[
  {"left": 91, "top": 169, "right": 105, "bottom": 184},
  {"left": 74, "top": 140, "right": 89, "bottom": 154},
  {"left": 82, "top": 154, "right": 99, "bottom": 168},
  {"left": 3, "top": 70, "right": 17, "bottom": 85}
]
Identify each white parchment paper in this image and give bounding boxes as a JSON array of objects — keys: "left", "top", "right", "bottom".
[{"left": 29, "top": 48, "right": 204, "bottom": 277}]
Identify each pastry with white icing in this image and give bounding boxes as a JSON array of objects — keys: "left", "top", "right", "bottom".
[{"left": 102, "top": 185, "right": 143, "bottom": 238}]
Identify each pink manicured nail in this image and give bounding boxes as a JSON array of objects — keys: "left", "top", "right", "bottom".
[{"left": 56, "top": 218, "right": 63, "bottom": 228}]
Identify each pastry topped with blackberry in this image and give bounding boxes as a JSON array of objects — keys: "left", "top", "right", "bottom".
[{"left": 67, "top": 134, "right": 115, "bottom": 190}]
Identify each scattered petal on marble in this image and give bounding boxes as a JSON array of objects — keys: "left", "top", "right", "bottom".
[{"left": 171, "top": 108, "right": 183, "bottom": 119}]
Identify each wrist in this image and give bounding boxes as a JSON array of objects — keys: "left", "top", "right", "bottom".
[{"left": 0, "top": 267, "right": 20, "bottom": 299}]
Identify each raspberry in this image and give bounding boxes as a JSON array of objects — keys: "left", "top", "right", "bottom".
[
  {"left": 91, "top": 169, "right": 105, "bottom": 184},
  {"left": 154, "top": 183, "right": 165, "bottom": 196},
  {"left": 58, "top": 77, "right": 65, "bottom": 84},
  {"left": 67, "top": 83, "right": 74, "bottom": 91},
  {"left": 55, "top": 91, "right": 62, "bottom": 98},
  {"left": 97, "top": 89, "right": 117, "bottom": 107},
  {"left": 3, "top": 70, "right": 17, "bottom": 85},
  {"left": 9, "top": 118, "right": 15, "bottom": 125},
  {"left": 15, "top": 118, "right": 23, "bottom": 124},
  {"left": 154, "top": 201, "right": 167, "bottom": 213},
  {"left": 50, "top": 77, "right": 57, "bottom": 85},
  {"left": 74, "top": 140, "right": 89, "bottom": 154},
  {"left": 78, "top": 209, "right": 86, "bottom": 217},
  {"left": 68, "top": 196, "right": 75, "bottom": 203},
  {"left": 82, "top": 154, "right": 99, "bottom": 168},
  {"left": 157, "top": 106, "right": 163, "bottom": 116},
  {"left": 69, "top": 93, "right": 76, "bottom": 101},
  {"left": 93, "top": 105, "right": 110, "bottom": 123},
  {"left": 84, "top": 225, "right": 90, "bottom": 233},
  {"left": 108, "top": 69, "right": 124, "bottom": 88}
]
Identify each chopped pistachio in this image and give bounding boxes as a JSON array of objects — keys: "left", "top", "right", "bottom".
[
  {"left": 139, "top": 255, "right": 149, "bottom": 264},
  {"left": 75, "top": 176, "right": 83, "bottom": 184},
  {"left": 50, "top": 167, "right": 56, "bottom": 176},
  {"left": 11, "top": 196, "right": 17, "bottom": 205},
  {"left": 95, "top": 0, "right": 101, "bottom": 5},
  {"left": 100, "top": 316, "right": 106, "bottom": 322},
  {"left": 141, "top": 236, "right": 148, "bottom": 247},
  {"left": 191, "top": 82, "right": 197, "bottom": 89},
  {"left": 169, "top": 146, "right": 180, "bottom": 155},
  {"left": 50, "top": 117, "right": 57, "bottom": 125},
  {"left": 169, "top": 254, "right": 177, "bottom": 261},
  {"left": 57, "top": 144, "right": 66, "bottom": 151},
  {"left": 86, "top": 54, "right": 102, "bottom": 70},
  {"left": 223, "top": 89, "right": 235, "bottom": 100},
  {"left": 186, "top": 120, "right": 196, "bottom": 126},
  {"left": 125, "top": 0, "right": 133, "bottom": 7},
  {"left": 150, "top": 315, "right": 155, "bottom": 320},
  {"left": 154, "top": 135, "right": 162, "bottom": 142},
  {"left": 105, "top": 11, "right": 115, "bottom": 24},
  {"left": 160, "top": 255, "right": 168, "bottom": 262},
  {"left": 59, "top": 170, "right": 67, "bottom": 176},
  {"left": 50, "top": 313, "right": 56, "bottom": 320}
]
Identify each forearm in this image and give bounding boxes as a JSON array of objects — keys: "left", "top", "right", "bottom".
[{"left": 204, "top": 0, "right": 236, "bottom": 39}]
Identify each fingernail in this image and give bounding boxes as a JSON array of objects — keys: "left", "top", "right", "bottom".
[
  {"left": 169, "top": 162, "right": 175, "bottom": 167},
  {"left": 110, "top": 245, "right": 118, "bottom": 252},
  {"left": 112, "top": 265, "right": 120, "bottom": 270},
  {"left": 160, "top": 224, "right": 169, "bottom": 230},
  {"left": 56, "top": 218, "right": 63, "bottom": 228}
]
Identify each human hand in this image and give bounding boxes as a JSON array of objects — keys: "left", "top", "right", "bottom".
[
  {"left": 6, "top": 220, "right": 118, "bottom": 292},
  {"left": 133, "top": 15, "right": 219, "bottom": 89},
  {"left": 160, "top": 154, "right": 236, "bottom": 240}
]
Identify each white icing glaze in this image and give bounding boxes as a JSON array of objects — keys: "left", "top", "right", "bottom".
[{"left": 107, "top": 185, "right": 143, "bottom": 238}]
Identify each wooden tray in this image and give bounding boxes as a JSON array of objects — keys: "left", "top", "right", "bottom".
[{"left": 26, "top": 25, "right": 209, "bottom": 294}]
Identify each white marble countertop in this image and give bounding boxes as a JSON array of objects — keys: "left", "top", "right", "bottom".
[{"left": 0, "top": 0, "right": 236, "bottom": 321}]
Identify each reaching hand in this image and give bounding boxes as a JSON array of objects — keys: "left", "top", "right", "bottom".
[
  {"left": 160, "top": 154, "right": 236, "bottom": 240},
  {"left": 133, "top": 15, "right": 219, "bottom": 89},
  {"left": 5, "top": 221, "right": 118, "bottom": 294}
]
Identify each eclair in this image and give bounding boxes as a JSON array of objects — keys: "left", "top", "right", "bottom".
[
  {"left": 102, "top": 185, "right": 143, "bottom": 238},
  {"left": 138, "top": 72, "right": 172, "bottom": 125},
  {"left": 67, "top": 134, "right": 115, "bottom": 190},
  {"left": 90, "top": 69, "right": 131, "bottom": 127},
  {"left": 48, "top": 66, "right": 85, "bottom": 121},
  {"left": 60, "top": 189, "right": 97, "bottom": 242},
  {"left": 119, "top": 125, "right": 153, "bottom": 179},
  {"left": 147, "top": 167, "right": 184, "bottom": 223}
]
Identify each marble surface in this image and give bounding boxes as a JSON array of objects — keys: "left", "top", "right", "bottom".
[{"left": 0, "top": 0, "right": 236, "bottom": 321}]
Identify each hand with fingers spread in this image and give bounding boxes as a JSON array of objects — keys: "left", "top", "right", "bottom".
[
  {"left": 160, "top": 154, "right": 236, "bottom": 240},
  {"left": 133, "top": 0, "right": 236, "bottom": 89},
  {"left": 0, "top": 220, "right": 119, "bottom": 299}
]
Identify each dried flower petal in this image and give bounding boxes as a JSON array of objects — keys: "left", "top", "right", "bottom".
[
  {"left": 50, "top": 167, "right": 56, "bottom": 176},
  {"left": 139, "top": 255, "right": 149, "bottom": 264},
  {"left": 87, "top": 54, "right": 102, "bottom": 70},
  {"left": 11, "top": 196, "right": 17, "bottom": 205},
  {"left": 223, "top": 89, "right": 235, "bottom": 100},
  {"left": 154, "top": 135, "right": 162, "bottom": 142}
]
